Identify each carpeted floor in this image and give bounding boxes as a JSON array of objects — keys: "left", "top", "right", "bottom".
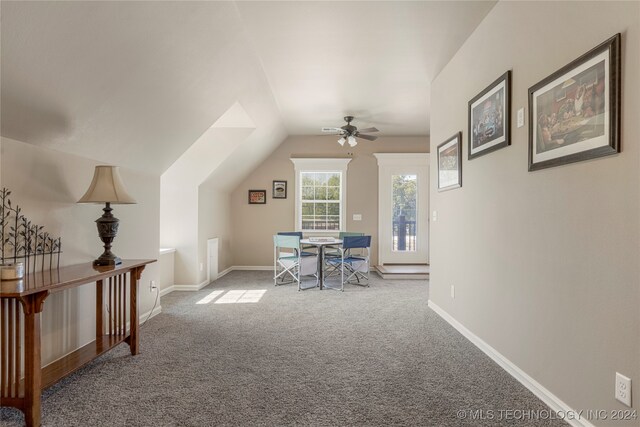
[{"left": 1, "top": 271, "right": 566, "bottom": 426}]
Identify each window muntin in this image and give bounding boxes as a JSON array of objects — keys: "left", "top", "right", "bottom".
[{"left": 300, "top": 172, "right": 341, "bottom": 231}]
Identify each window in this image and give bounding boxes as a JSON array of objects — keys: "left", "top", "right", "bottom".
[
  {"left": 301, "top": 172, "right": 341, "bottom": 231},
  {"left": 291, "top": 158, "right": 351, "bottom": 232}
]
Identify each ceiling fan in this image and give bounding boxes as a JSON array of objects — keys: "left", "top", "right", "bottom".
[{"left": 321, "top": 116, "right": 379, "bottom": 147}]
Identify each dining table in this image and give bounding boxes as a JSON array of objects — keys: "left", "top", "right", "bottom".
[{"left": 300, "top": 238, "right": 342, "bottom": 290}]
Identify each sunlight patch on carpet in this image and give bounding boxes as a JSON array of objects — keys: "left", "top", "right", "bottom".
[
  {"left": 214, "top": 289, "right": 267, "bottom": 304},
  {"left": 195, "top": 290, "right": 225, "bottom": 304}
]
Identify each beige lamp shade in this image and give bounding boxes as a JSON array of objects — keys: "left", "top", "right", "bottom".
[{"left": 78, "top": 166, "right": 136, "bottom": 204}]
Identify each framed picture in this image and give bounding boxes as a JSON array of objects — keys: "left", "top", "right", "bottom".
[
  {"left": 468, "top": 70, "right": 511, "bottom": 160},
  {"left": 528, "top": 34, "right": 620, "bottom": 171},
  {"left": 248, "top": 190, "right": 266, "bottom": 204},
  {"left": 272, "top": 180, "right": 287, "bottom": 199},
  {"left": 437, "top": 132, "right": 462, "bottom": 191}
]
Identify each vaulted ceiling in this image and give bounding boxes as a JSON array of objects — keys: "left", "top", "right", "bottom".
[{"left": 1, "top": 1, "right": 495, "bottom": 184}]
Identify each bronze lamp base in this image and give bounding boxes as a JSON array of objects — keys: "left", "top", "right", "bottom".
[{"left": 94, "top": 202, "right": 122, "bottom": 266}]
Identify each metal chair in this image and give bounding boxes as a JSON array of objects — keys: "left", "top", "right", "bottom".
[
  {"left": 277, "top": 231, "right": 316, "bottom": 256},
  {"left": 324, "top": 235, "right": 371, "bottom": 291},
  {"left": 325, "top": 231, "right": 364, "bottom": 258},
  {"left": 273, "top": 234, "right": 318, "bottom": 291}
]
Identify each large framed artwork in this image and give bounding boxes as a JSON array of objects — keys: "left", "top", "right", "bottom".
[
  {"left": 468, "top": 70, "right": 511, "bottom": 160},
  {"left": 528, "top": 34, "right": 621, "bottom": 171},
  {"left": 437, "top": 132, "right": 462, "bottom": 192}
]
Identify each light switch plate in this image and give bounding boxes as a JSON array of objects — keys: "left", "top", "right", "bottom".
[
  {"left": 432, "top": 211, "right": 437, "bottom": 222},
  {"left": 517, "top": 108, "right": 525, "bottom": 128},
  {"left": 353, "top": 214, "right": 362, "bottom": 221}
]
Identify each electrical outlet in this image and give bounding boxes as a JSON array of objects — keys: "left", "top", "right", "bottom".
[
  {"left": 200, "top": 262, "right": 204, "bottom": 272},
  {"left": 615, "top": 372, "right": 632, "bottom": 407},
  {"left": 149, "top": 280, "right": 157, "bottom": 291},
  {"left": 450, "top": 285, "right": 455, "bottom": 299},
  {"left": 432, "top": 211, "right": 437, "bottom": 222}
]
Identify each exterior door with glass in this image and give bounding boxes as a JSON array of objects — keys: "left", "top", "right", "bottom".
[{"left": 374, "top": 154, "right": 429, "bottom": 265}]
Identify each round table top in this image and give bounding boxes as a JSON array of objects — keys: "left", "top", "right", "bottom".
[{"left": 300, "top": 238, "right": 342, "bottom": 246}]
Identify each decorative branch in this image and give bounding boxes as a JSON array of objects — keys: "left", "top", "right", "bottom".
[{"left": 0, "top": 187, "right": 63, "bottom": 273}]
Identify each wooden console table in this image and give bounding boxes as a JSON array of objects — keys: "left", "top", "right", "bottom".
[{"left": 0, "top": 259, "right": 156, "bottom": 427}]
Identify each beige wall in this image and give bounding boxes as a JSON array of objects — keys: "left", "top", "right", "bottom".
[
  {"left": 1, "top": 137, "right": 161, "bottom": 366},
  {"left": 230, "top": 135, "right": 428, "bottom": 266},
  {"left": 429, "top": 1, "right": 639, "bottom": 424}
]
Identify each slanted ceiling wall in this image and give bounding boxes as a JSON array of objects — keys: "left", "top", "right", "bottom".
[
  {"left": 0, "top": 137, "right": 160, "bottom": 366},
  {"left": 429, "top": 1, "right": 639, "bottom": 424},
  {"left": 230, "top": 135, "right": 428, "bottom": 267}
]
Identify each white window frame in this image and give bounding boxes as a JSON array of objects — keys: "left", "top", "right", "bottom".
[{"left": 290, "top": 158, "right": 351, "bottom": 233}]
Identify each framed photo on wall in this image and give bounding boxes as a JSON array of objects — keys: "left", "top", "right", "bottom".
[
  {"left": 272, "top": 180, "right": 287, "bottom": 199},
  {"left": 468, "top": 70, "right": 511, "bottom": 160},
  {"left": 437, "top": 132, "right": 462, "bottom": 191},
  {"left": 248, "top": 190, "right": 266, "bottom": 204},
  {"left": 528, "top": 34, "right": 621, "bottom": 171}
]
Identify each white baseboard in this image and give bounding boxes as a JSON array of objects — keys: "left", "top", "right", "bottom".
[
  {"left": 217, "top": 266, "right": 233, "bottom": 278},
  {"left": 159, "top": 285, "right": 175, "bottom": 297},
  {"left": 427, "top": 300, "right": 594, "bottom": 427},
  {"left": 232, "top": 265, "right": 272, "bottom": 271},
  {"left": 139, "top": 304, "right": 162, "bottom": 324},
  {"left": 172, "top": 279, "right": 210, "bottom": 292},
  {"left": 160, "top": 267, "right": 271, "bottom": 296}
]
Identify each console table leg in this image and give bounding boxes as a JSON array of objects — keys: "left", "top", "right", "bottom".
[
  {"left": 19, "top": 292, "right": 48, "bottom": 427},
  {"left": 128, "top": 268, "right": 140, "bottom": 355},
  {"left": 96, "top": 280, "right": 104, "bottom": 337}
]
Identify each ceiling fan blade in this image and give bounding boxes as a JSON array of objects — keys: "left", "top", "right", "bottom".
[
  {"left": 357, "top": 127, "right": 379, "bottom": 133},
  {"left": 357, "top": 134, "right": 378, "bottom": 141},
  {"left": 321, "top": 127, "right": 344, "bottom": 134}
]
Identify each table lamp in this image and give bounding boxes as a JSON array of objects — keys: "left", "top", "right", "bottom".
[{"left": 78, "top": 166, "right": 136, "bottom": 266}]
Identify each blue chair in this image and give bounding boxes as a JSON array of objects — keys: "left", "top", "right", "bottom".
[
  {"left": 325, "top": 235, "right": 372, "bottom": 291},
  {"left": 273, "top": 234, "right": 318, "bottom": 291},
  {"left": 325, "top": 231, "right": 364, "bottom": 258}
]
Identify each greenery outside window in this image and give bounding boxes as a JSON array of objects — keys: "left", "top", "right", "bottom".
[{"left": 291, "top": 158, "right": 351, "bottom": 233}]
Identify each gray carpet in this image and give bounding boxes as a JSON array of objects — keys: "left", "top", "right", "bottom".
[{"left": 1, "top": 271, "right": 566, "bottom": 426}]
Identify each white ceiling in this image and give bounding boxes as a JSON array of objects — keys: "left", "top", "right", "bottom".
[
  {"left": 236, "top": 1, "right": 495, "bottom": 136},
  {"left": 1, "top": 1, "right": 495, "bottom": 180}
]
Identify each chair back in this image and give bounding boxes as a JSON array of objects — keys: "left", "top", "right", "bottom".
[
  {"left": 339, "top": 231, "right": 364, "bottom": 239},
  {"left": 278, "top": 231, "right": 303, "bottom": 238},
  {"left": 342, "top": 235, "right": 371, "bottom": 250},
  {"left": 273, "top": 234, "right": 300, "bottom": 250}
]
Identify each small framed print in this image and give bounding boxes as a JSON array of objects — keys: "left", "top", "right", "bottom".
[
  {"left": 468, "top": 70, "right": 511, "bottom": 160},
  {"left": 528, "top": 34, "right": 620, "bottom": 171},
  {"left": 437, "top": 132, "right": 462, "bottom": 192},
  {"left": 248, "top": 190, "right": 266, "bottom": 204},
  {"left": 272, "top": 180, "right": 287, "bottom": 199}
]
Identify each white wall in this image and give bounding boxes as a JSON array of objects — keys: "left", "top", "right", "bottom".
[
  {"left": 1, "top": 137, "right": 160, "bottom": 366},
  {"left": 160, "top": 181, "right": 198, "bottom": 286},
  {"left": 158, "top": 249, "right": 175, "bottom": 294},
  {"left": 198, "top": 182, "right": 233, "bottom": 280},
  {"left": 160, "top": 126, "right": 254, "bottom": 286},
  {"left": 429, "top": 1, "right": 639, "bottom": 424}
]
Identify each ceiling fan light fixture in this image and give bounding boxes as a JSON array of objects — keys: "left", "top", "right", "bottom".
[
  {"left": 337, "top": 137, "right": 346, "bottom": 146},
  {"left": 347, "top": 136, "right": 357, "bottom": 147}
]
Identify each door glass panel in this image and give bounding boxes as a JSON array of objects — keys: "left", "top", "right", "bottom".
[{"left": 392, "top": 175, "right": 417, "bottom": 252}]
